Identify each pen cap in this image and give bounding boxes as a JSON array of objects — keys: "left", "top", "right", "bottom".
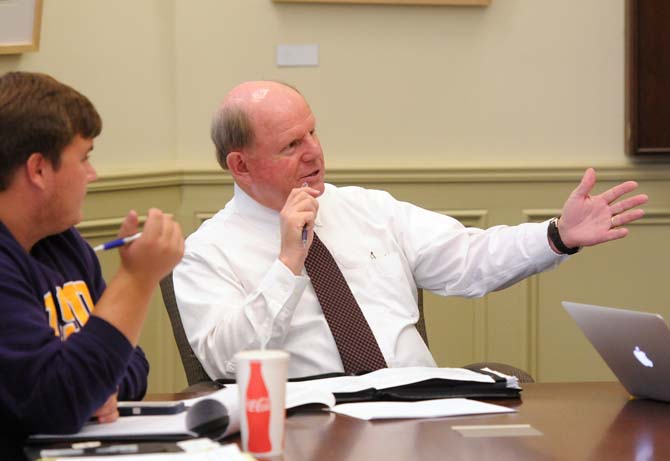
[{"left": 186, "top": 399, "right": 229, "bottom": 440}]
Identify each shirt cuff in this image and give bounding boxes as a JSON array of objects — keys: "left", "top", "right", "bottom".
[
  {"left": 258, "top": 259, "right": 310, "bottom": 319},
  {"left": 527, "top": 220, "right": 570, "bottom": 268}
]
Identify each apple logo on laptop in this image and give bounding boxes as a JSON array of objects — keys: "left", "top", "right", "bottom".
[{"left": 633, "top": 346, "right": 654, "bottom": 367}]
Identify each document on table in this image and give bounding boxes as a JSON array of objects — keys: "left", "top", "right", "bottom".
[
  {"left": 330, "top": 398, "right": 516, "bottom": 420},
  {"left": 289, "top": 367, "right": 509, "bottom": 394},
  {"left": 29, "top": 367, "right": 517, "bottom": 443},
  {"left": 28, "top": 383, "right": 334, "bottom": 443},
  {"left": 29, "top": 387, "right": 242, "bottom": 442},
  {"left": 47, "top": 443, "right": 246, "bottom": 461}
]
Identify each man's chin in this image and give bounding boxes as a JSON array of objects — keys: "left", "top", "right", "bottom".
[
  {"left": 298, "top": 177, "right": 325, "bottom": 193},
  {"left": 66, "top": 213, "right": 84, "bottom": 231}
]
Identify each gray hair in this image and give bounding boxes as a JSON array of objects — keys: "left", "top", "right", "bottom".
[{"left": 210, "top": 105, "right": 254, "bottom": 170}]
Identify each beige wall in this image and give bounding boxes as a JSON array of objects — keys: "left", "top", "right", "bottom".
[
  {"left": 175, "top": 0, "right": 628, "bottom": 170},
  {"left": 1, "top": 0, "right": 636, "bottom": 173},
  {"left": 0, "top": 0, "right": 177, "bottom": 173},
  {"left": 1, "top": 0, "right": 669, "bottom": 393}
]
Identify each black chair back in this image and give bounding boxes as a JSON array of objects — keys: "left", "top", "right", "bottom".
[{"left": 159, "top": 272, "right": 211, "bottom": 385}]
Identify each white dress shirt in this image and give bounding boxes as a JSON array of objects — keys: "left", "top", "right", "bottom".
[{"left": 174, "top": 183, "right": 566, "bottom": 379}]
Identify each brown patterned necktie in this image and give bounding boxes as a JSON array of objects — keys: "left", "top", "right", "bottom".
[{"left": 304, "top": 232, "right": 387, "bottom": 374}]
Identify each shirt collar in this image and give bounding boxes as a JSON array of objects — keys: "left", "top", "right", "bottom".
[
  {"left": 232, "top": 184, "right": 279, "bottom": 227},
  {"left": 232, "top": 183, "right": 329, "bottom": 228}
]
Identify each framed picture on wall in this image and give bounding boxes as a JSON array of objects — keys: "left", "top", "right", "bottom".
[
  {"left": 0, "top": 0, "right": 43, "bottom": 55},
  {"left": 626, "top": 0, "right": 670, "bottom": 156},
  {"left": 273, "top": 0, "right": 490, "bottom": 5}
]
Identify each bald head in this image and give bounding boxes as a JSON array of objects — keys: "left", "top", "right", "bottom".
[
  {"left": 211, "top": 81, "right": 304, "bottom": 170},
  {"left": 211, "top": 81, "right": 324, "bottom": 210}
]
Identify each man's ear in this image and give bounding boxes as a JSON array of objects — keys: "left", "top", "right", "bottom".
[
  {"left": 226, "top": 151, "right": 252, "bottom": 185},
  {"left": 25, "top": 153, "right": 50, "bottom": 190}
]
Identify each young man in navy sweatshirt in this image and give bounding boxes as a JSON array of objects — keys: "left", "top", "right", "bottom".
[{"left": 0, "top": 71, "right": 184, "bottom": 440}]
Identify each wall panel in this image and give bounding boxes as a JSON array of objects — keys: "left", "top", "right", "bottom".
[{"left": 83, "top": 166, "right": 670, "bottom": 392}]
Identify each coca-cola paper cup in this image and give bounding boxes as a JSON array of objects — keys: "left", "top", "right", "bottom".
[{"left": 235, "top": 349, "right": 289, "bottom": 457}]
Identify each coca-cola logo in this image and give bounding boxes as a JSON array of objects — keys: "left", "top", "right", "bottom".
[{"left": 246, "top": 397, "right": 271, "bottom": 413}]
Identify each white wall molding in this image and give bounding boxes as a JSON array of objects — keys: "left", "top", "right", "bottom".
[{"left": 88, "top": 165, "right": 670, "bottom": 193}]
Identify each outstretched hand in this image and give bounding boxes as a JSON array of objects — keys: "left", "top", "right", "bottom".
[{"left": 557, "top": 168, "right": 648, "bottom": 249}]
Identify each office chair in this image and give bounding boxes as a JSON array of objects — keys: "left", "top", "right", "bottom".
[
  {"left": 462, "top": 362, "right": 535, "bottom": 383},
  {"left": 416, "top": 289, "right": 534, "bottom": 383},
  {"left": 416, "top": 288, "right": 429, "bottom": 347},
  {"left": 159, "top": 272, "right": 212, "bottom": 386}
]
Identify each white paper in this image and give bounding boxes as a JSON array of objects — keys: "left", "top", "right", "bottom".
[
  {"left": 30, "top": 381, "right": 334, "bottom": 442},
  {"left": 330, "top": 398, "right": 516, "bottom": 420},
  {"left": 30, "top": 387, "right": 241, "bottom": 442},
  {"left": 479, "top": 367, "right": 521, "bottom": 390},
  {"left": 284, "top": 367, "right": 498, "bottom": 395},
  {"left": 30, "top": 367, "right": 517, "bottom": 442},
  {"left": 284, "top": 383, "right": 336, "bottom": 409},
  {"left": 53, "top": 443, "right": 245, "bottom": 461}
]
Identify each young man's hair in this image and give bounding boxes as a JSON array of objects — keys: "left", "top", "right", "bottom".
[{"left": 0, "top": 71, "right": 102, "bottom": 190}]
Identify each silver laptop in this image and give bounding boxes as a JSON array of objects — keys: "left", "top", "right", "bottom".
[{"left": 562, "top": 301, "right": 670, "bottom": 402}]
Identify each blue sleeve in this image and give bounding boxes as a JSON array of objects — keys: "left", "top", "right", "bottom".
[
  {"left": 118, "top": 347, "right": 149, "bottom": 400},
  {"left": 0, "top": 298, "right": 133, "bottom": 435}
]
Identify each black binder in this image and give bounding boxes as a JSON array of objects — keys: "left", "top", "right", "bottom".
[{"left": 289, "top": 369, "right": 521, "bottom": 404}]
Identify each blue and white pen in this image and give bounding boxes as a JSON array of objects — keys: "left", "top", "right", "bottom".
[
  {"left": 93, "top": 232, "right": 142, "bottom": 252},
  {"left": 301, "top": 182, "right": 309, "bottom": 248},
  {"left": 301, "top": 225, "right": 308, "bottom": 248}
]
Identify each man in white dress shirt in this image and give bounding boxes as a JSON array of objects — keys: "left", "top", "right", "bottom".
[{"left": 173, "top": 81, "right": 648, "bottom": 380}]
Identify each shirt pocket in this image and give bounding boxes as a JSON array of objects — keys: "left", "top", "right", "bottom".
[
  {"left": 367, "top": 251, "right": 406, "bottom": 280},
  {"left": 335, "top": 249, "right": 417, "bottom": 320},
  {"left": 333, "top": 246, "right": 394, "bottom": 271}
]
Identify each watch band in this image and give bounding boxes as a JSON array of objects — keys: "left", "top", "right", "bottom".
[{"left": 547, "top": 218, "right": 581, "bottom": 255}]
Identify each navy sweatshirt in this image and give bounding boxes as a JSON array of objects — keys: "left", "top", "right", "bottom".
[{"left": 0, "top": 222, "right": 149, "bottom": 436}]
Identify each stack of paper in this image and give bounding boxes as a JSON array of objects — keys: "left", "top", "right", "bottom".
[
  {"left": 285, "top": 366, "right": 521, "bottom": 404},
  {"left": 331, "top": 398, "right": 515, "bottom": 420},
  {"left": 29, "top": 367, "right": 520, "bottom": 443}
]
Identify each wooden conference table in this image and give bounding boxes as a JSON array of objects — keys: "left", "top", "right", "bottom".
[{"left": 159, "top": 381, "right": 670, "bottom": 461}]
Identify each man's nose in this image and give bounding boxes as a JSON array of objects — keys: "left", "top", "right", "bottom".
[
  {"left": 87, "top": 164, "right": 98, "bottom": 182},
  {"left": 301, "top": 135, "right": 322, "bottom": 161}
]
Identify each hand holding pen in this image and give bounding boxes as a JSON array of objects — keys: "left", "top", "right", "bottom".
[
  {"left": 90, "top": 209, "right": 184, "bottom": 346},
  {"left": 301, "top": 182, "right": 309, "bottom": 248},
  {"left": 94, "top": 232, "right": 142, "bottom": 252},
  {"left": 277, "top": 185, "right": 319, "bottom": 275}
]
